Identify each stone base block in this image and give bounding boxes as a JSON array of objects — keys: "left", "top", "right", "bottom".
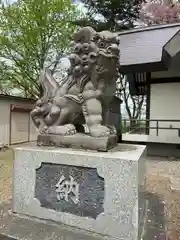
[
  {"left": 13, "top": 144, "right": 146, "bottom": 240},
  {"left": 37, "top": 133, "right": 118, "bottom": 152}
]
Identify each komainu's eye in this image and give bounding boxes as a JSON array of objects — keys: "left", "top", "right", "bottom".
[
  {"left": 99, "top": 41, "right": 106, "bottom": 48},
  {"left": 92, "top": 34, "right": 100, "bottom": 42}
]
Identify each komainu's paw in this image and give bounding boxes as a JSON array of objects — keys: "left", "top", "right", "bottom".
[
  {"left": 89, "top": 124, "right": 110, "bottom": 137},
  {"left": 107, "top": 125, "right": 117, "bottom": 135},
  {"left": 47, "top": 124, "right": 76, "bottom": 136},
  {"left": 39, "top": 125, "right": 48, "bottom": 134}
]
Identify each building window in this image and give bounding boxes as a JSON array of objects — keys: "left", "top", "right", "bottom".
[{"left": 127, "top": 72, "right": 147, "bottom": 96}]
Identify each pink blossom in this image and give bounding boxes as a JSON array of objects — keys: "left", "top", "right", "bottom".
[{"left": 140, "top": 0, "right": 180, "bottom": 25}]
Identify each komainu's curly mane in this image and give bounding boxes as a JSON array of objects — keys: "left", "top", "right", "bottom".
[{"left": 68, "top": 26, "right": 120, "bottom": 92}]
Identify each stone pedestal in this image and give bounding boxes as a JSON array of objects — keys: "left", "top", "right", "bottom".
[
  {"left": 37, "top": 133, "right": 118, "bottom": 152},
  {"left": 13, "top": 144, "right": 146, "bottom": 240}
]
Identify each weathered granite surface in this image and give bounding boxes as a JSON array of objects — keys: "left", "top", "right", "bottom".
[
  {"left": 13, "top": 144, "right": 146, "bottom": 240},
  {"left": 37, "top": 133, "right": 118, "bottom": 151}
]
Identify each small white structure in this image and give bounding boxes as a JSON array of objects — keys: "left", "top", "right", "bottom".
[
  {"left": 119, "top": 23, "right": 180, "bottom": 156},
  {"left": 0, "top": 94, "right": 37, "bottom": 145}
]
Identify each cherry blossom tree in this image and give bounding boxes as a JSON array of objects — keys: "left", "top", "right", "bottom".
[{"left": 140, "top": 0, "right": 180, "bottom": 25}]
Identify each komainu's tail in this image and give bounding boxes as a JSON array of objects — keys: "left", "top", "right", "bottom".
[{"left": 39, "top": 68, "right": 59, "bottom": 101}]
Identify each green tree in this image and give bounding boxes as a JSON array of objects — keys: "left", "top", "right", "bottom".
[
  {"left": 0, "top": 0, "right": 79, "bottom": 99},
  {"left": 75, "top": 0, "right": 144, "bottom": 31}
]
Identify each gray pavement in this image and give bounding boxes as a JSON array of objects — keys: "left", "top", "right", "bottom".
[
  {"left": 0, "top": 203, "right": 105, "bottom": 240},
  {"left": 0, "top": 194, "right": 167, "bottom": 240}
]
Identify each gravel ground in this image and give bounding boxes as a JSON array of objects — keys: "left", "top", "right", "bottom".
[
  {"left": 0, "top": 149, "right": 13, "bottom": 204},
  {"left": 146, "top": 157, "right": 180, "bottom": 240},
  {"left": 1, "top": 148, "right": 180, "bottom": 239}
]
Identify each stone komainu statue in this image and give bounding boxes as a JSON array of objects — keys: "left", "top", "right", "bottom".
[{"left": 31, "top": 26, "right": 120, "bottom": 140}]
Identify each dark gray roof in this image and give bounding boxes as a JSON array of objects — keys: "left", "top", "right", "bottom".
[
  {"left": 118, "top": 23, "right": 180, "bottom": 73},
  {"left": 164, "top": 29, "right": 180, "bottom": 58},
  {"left": 118, "top": 23, "right": 180, "bottom": 36}
]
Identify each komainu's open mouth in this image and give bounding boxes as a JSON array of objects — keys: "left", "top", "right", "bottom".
[{"left": 99, "top": 50, "right": 118, "bottom": 59}]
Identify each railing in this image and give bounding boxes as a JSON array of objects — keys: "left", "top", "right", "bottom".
[{"left": 122, "top": 119, "right": 180, "bottom": 136}]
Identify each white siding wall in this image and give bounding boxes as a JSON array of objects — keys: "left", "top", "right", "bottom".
[
  {"left": 0, "top": 98, "right": 37, "bottom": 145},
  {"left": 0, "top": 100, "right": 10, "bottom": 145},
  {"left": 149, "top": 82, "right": 180, "bottom": 144},
  {"left": 151, "top": 67, "right": 180, "bottom": 79},
  {"left": 10, "top": 111, "right": 29, "bottom": 144}
]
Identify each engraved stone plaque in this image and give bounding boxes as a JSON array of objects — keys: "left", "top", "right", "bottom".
[{"left": 35, "top": 163, "right": 104, "bottom": 219}]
